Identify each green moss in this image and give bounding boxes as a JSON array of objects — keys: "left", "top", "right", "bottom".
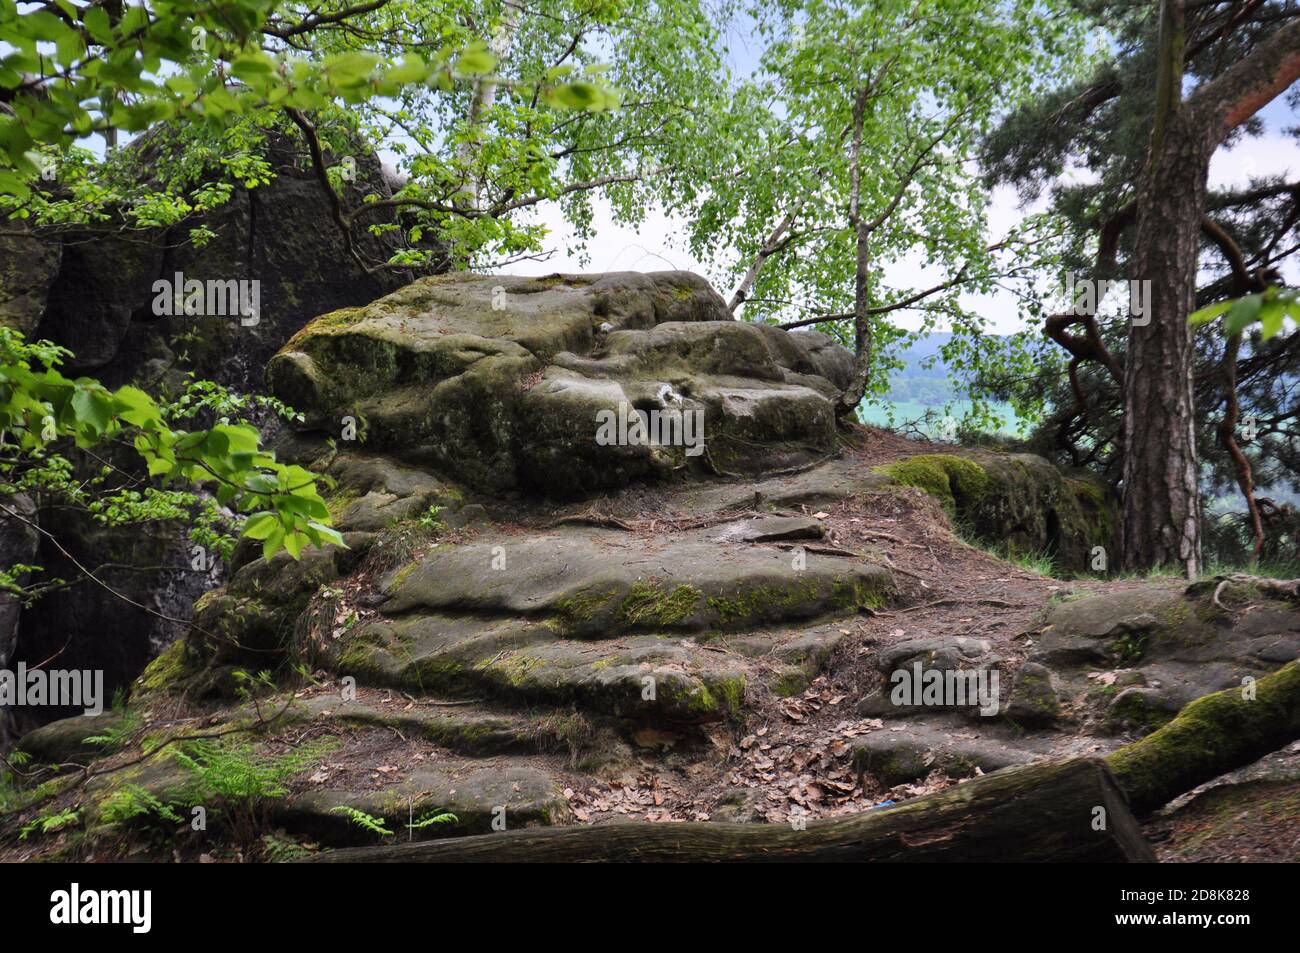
[
  {"left": 553, "top": 587, "right": 618, "bottom": 630},
  {"left": 875, "top": 454, "right": 991, "bottom": 515},
  {"left": 283, "top": 307, "right": 368, "bottom": 351},
  {"left": 708, "top": 581, "right": 818, "bottom": 627},
  {"left": 660, "top": 674, "right": 746, "bottom": 720},
  {"left": 704, "top": 575, "right": 886, "bottom": 630},
  {"left": 133, "top": 640, "right": 198, "bottom": 697},
  {"left": 616, "top": 582, "right": 703, "bottom": 629},
  {"left": 387, "top": 559, "right": 422, "bottom": 591},
  {"left": 833, "top": 578, "right": 889, "bottom": 611},
  {"left": 1105, "top": 689, "right": 1174, "bottom": 735},
  {"left": 325, "top": 487, "right": 361, "bottom": 522},
  {"left": 1108, "top": 630, "right": 1149, "bottom": 664},
  {"left": 480, "top": 652, "right": 543, "bottom": 689},
  {"left": 771, "top": 668, "right": 810, "bottom": 697},
  {"left": 1107, "top": 660, "right": 1300, "bottom": 814}
]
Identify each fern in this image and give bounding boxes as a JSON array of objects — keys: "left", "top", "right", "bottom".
[
  {"left": 169, "top": 738, "right": 334, "bottom": 802},
  {"left": 408, "top": 809, "right": 457, "bottom": 830},
  {"left": 0, "top": 750, "right": 31, "bottom": 810},
  {"left": 99, "top": 785, "right": 183, "bottom": 827},
  {"left": 261, "top": 831, "right": 314, "bottom": 862},
  {"left": 166, "top": 737, "right": 336, "bottom": 846},
  {"left": 18, "top": 807, "right": 79, "bottom": 840},
  {"left": 331, "top": 805, "right": 394, "bottom": 836},
  {"left": 82, "top": 708, "right": 142, "bottom": 749}
]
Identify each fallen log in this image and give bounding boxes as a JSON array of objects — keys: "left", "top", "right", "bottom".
[
  {"left": 1106, "top": 658, "right": 1300, "bottom": 815},
  {"left": 308, "top": 757, "right": 1154, "bottom": 862}
]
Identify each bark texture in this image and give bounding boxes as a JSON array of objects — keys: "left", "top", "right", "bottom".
[{"left": 309, "top": 758, "right": 1154, "bottom": 863}]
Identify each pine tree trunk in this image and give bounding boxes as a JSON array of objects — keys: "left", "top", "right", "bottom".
[
  {"left": 1120, "top": 112, "right": 1208, "bottom": 574},
  {"left": 1120, "top": 2, "right": 1203, "bottom": 575}
]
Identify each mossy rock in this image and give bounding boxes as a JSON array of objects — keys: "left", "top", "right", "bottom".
[
  {"left": 267, "top": 271, "right": 850, "bottom": 496},
  {"left": 132, "top": 639, "right": 202, "bottom": 697},
  {"left": 876, "top": 449, "right": 1117, "bottom": 573}
]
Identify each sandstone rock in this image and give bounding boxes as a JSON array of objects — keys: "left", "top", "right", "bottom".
[
  {"left": 874, "top": 450, "right": 1117, "bottom": 572},
  {"left": 2, "top": 127, "right": 435, "bottom": 389},
  {"left": 0, "top": 222, "right": 60, "bottom": 336},
  {"left": 1006, "top": 661, "right": 1061, "bottom": 724},
  {"left": 267, "top": 272, "right": 848, "bottom": 495},
  {"left": 1031, "top": 579, "right": 1300, "bottom": 733},
  {"left": 851, "top": 723, "right": 1039, "bottom": 786}
]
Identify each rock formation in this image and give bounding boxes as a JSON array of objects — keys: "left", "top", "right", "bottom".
[{"left": 3, "top": 269, "right": 1297, "bottom": 863}]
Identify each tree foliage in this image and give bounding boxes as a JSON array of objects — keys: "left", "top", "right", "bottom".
[
  {"left": 681, "top": 0, "right": 1084, "bottom": 425},
  {"left": 0, "top": 328, "right": 339, "bottom": 594}
]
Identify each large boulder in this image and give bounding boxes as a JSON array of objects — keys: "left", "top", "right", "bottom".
[
  {"left": 0, "top": 221, "right": 61, "bottom": 336},
  {"left": 873, "top": 449, "right": 1117, "bottom": 572},
  {"left": 2, "top": 126, "right": 440, "bottom": 390},
  {"left": 0, "top": 127, "right": 445, "bottom": 737},
  {"left": 267, "top": 271, "right": 849, "bottom": 495}
]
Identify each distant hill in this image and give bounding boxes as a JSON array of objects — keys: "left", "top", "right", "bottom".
[{"left": 858, "top": 332, "right": 1025, "bottom": 435}]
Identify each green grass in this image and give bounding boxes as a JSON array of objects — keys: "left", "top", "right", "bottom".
[
  {"left": 1005, "top": 549, "right": 1058, "bottom": 576},
  {"left": 966, "top": 538, "right": 1058, "bottom": 577},
  {"left": 1096, "top": 564, "right": 1189, "bottom": 581},
  {"left": 1202, "top": 560, "right": 1300, "bottom": 580}
]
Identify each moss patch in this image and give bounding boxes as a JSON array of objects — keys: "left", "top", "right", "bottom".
[
  {"left": 616, "top": 582, "right": 703, "bottom": 629},
  {"left": 876, "top": 454, "right": 990, "bottom": 515},
  {"left": 133, "top": 640, "right": 199, "bottom": 697}
]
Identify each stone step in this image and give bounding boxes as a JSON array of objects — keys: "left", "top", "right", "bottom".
[
  {"left": 376, "top": 525, "right": 894, "bottom": 637},
  {"left": 850, "top": 722, "right": 1044, "bottom": 787},
  {"left": 77, "top": 733, "right": 572, "bottom": 849},
  {"left": 275, "top": 757, "right": 571, "bottom": 845},
  {"left": 328, "top": 615, "right": 750, "bottom": 722},
  {"left": 280, "top": 693, "right": 581, "bottom": 757}
]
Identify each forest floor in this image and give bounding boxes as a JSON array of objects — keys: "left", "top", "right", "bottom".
[{"left": 3, "top": 428, "right": 1297, "bottom": 863}]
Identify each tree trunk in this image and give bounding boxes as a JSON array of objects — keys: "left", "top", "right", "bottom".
[
  {"left": 836, "top": 88, "right": 872, "bottom": 420},
  {"left": 836, "top": 221, "right": 873, "bottom": 419},
  {"left": 1118, "top": 3, "right": 1300, "bottom": 573},
  {"left": 1120, "top": 113, "right": 1208, "bottom": 574},
  {"left": 453, "top": 10, "right": 520, "bottom": 212},
  {"left": 729, "top": 202, "right": 803, "bottom": 312},
  {"left": 1120, "top": 1, "right": 1203, "bottom": 574},
  {"left": 307, "top": 758, "right": 1154, "bottom": 863},
  {"left": 1107, "top": 657, "right": 1300, "bottom": 815}
]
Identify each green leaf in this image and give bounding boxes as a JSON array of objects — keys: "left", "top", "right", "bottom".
[
  {"left": 1259, "top": 301, "right": 1285, "bottom": 340},
  {"left": 386, "top": 54, "right": 428, "bottom": 85},
  {"left": 261, "top": 526, "right": 285, "bottom": 561},
  {"left": 231, "top": 51, "right": 276, "bottom": 80},
  {"left": 82, "top": 6, "right": 112, "bottom": 44},
  {"left": 455, "top": 46, "right": 496, "bottom": 76},
  {"left": 70, "top": 387, "right": 112, "bottom": 433},
  {"left": 1187, "top": 299, "right": 1234, "bottom": 327},
  {"left": 242, "top": 511, "right": 280, "bottom": 541},
  {"left": 1223, "top": 294, "right": 1264, "bottom": 336},
  {"left": 282, "top": 531, "right": 304, "bottom": 560}
]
